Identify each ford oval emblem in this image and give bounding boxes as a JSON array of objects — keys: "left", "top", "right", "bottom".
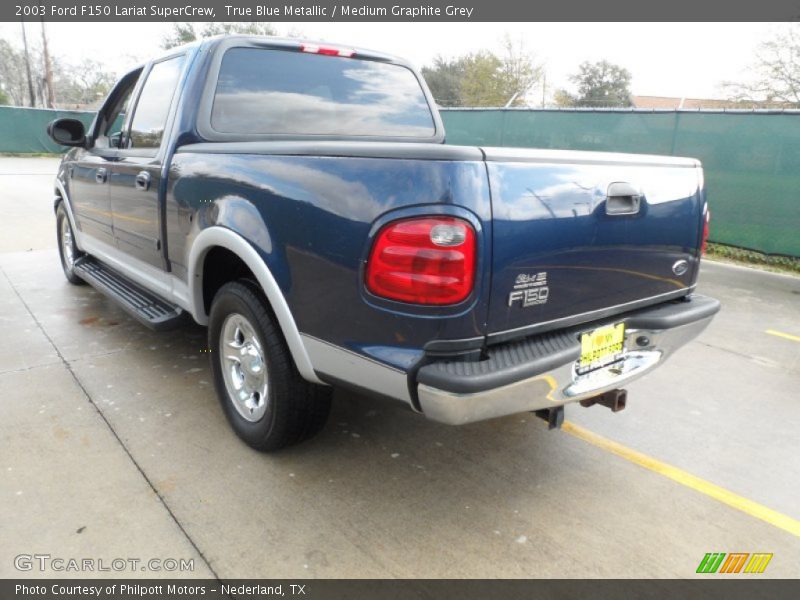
[{"left": 672, "top": 259, "right": 689, "bottom": 276}]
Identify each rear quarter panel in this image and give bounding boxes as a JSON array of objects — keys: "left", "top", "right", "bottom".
[{"left": 166, "top": 152, "right": 492, "bottom": 370}]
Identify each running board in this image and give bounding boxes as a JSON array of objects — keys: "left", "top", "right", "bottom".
[{"left": 73, "top": 256, "right": 187, "bottom": 331}]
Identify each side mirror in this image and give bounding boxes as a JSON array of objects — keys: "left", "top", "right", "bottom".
[
  {"left": 47, "top": 118, "right": 86, "bottom": 147},
  {"left": 109, "top": 131, "right": 123, "bottom": 148}
]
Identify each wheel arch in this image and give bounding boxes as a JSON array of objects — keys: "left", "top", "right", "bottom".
[{"left": 188, "top": 226, "right": 323, "bottom": 385}]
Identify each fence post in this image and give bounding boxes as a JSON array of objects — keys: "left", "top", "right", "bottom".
[{"left": 669, "top": 111, "right": 681, "bottom": 156}]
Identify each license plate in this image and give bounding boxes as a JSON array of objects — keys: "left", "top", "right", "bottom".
[{"left": 579, "top": 322, "right": 625, "bottom": 371}]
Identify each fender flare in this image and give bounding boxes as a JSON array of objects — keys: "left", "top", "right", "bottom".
[
  {"left": 188, "top": 226, "right": 324, "bottom": 385},
  {"left": 55, "top": 179, "right": 82, "bottom": 250}
]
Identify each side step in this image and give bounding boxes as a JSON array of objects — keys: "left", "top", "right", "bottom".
[{"left": 73, "top": 256, "right": 188, "bottom": 331}]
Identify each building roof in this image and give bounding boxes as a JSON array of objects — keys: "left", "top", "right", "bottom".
[{"left": 631, "top": 95, "right": 794, "bottom": 109}]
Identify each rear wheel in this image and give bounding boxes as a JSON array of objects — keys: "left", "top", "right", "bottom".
[
  {"left": 56, "top": 203, "right": 84, "bottom": 285},
  {"left": 208, "top": 281, "right": 332, "bottom": 451}
]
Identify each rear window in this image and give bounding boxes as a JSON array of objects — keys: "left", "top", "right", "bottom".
[{"left": 210, "top": 48, "right": 436, "bottom": 138}]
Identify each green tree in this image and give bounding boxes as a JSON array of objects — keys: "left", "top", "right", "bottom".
[
  {"left": 556, "top": 60, "right": 633, "bottom": 107},
  {"left": 422, "top": 56, "right": 467, "bottom": 107},
  {"left": 422, "top": 36, "right": 542, "bottom": 107},
  {"left": 552, "top": 89, "right": 576, "bottom": 107},
  {"left": 0, "top": 87, "right": 10, "bottom": 105},
  {"left": 723, "top": 25, "right": 800, "bottom": 107},
  {"left": 161, "top": 23, "right": 199, "bottom": 50},
  {"left": 496, "top": 34, "right": 542, "bottom": 107},
  {"left": 161, "top": 22, "right": 279, "bottom": 49},
  {"left": 460, "top": 51, "right": 507, "bottom": 106}
]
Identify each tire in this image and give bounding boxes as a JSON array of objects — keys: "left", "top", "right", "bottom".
[
  {"left": 208, "top": 280, "right": 332, "bottom": 451},
  {"left": 56, "top": 203, "right": 85, "bottom": 285}
]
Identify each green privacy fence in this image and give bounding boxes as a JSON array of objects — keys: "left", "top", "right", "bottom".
[
  {"left": 0, "top": 106, "right": 95, "bottom": 154},
  {"left": 1, "top": 106, "right": 797, "bottom": 256},
  {"left": 441, "top": 109, "right": 800, "bottom": 257}
]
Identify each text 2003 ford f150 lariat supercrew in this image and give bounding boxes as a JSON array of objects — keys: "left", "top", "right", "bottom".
[{"left": 47, "top": 36, "right": 719, "bottom": 450}]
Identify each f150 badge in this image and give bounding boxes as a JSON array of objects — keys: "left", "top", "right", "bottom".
[{"left": 508, "top": 272, "right": 549, "bottom": 308}]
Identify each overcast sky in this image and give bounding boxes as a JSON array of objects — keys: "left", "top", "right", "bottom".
[{"left": 0, "top": 21, "right": 779, "bottom": 101}]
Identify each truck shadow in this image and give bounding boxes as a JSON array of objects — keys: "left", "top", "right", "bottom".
[{"left": 14, "top": 256, "right": 649, "bottom": 577}]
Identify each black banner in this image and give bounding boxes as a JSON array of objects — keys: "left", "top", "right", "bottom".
[
  {"left": 3, "top": 580, "right": 800, "bottom": 600},
  {"left": 5, "top": 0, "right": 800, "bottom": 22}
]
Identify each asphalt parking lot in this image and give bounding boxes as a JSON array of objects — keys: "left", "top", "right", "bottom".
[{"left": 1, "top": 157, "right": 798, "bottom": 579}]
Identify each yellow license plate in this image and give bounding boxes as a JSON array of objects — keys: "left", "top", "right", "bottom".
[{"left": 579, "top": 322, "right": 625, "bottom": 369}]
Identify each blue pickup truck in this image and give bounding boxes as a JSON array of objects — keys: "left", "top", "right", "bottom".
[{"left": 47, "top": 36, "right": 719, "bottom": 450}]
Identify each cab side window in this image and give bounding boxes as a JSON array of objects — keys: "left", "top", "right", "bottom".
[{"left": 127, "top": 55, "right": 185, "bottom": 150}]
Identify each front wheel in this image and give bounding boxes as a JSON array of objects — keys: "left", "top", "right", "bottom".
[
  {"left": 56, "top": 203, "right": 84, "bottom": 285},
  {"left": 208, "top": 281, "right": 332, "bottom": 451}
]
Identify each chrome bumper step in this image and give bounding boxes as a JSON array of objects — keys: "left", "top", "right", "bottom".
[{"left": 416, "top": 295, "right": 720, "bottom": 425}]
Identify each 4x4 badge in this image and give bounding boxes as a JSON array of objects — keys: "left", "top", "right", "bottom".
[{"left": 508, "top": 272, "right": 549, "bottom": 308}]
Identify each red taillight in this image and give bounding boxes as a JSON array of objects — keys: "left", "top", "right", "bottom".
[
  {"left": 701, "top": 205, "right": 710, "bottom": 254},
  {"left": 300, "top": 44, "right": 355, "bottom": 58},
  {"left": 366, "top": 217, "right": 476, "bottom": 305}
]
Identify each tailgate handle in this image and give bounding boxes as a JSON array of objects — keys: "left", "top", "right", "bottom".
[{"left": 606, "top": 182, "right": 641, "bottom": 215}]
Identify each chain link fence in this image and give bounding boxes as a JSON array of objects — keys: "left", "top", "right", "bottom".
[
  {"left": 1, "top": 106, "right": 797, "bottom": 257},
  {"left": 442, "top": 108, "right": 800, "bottom": 257}
]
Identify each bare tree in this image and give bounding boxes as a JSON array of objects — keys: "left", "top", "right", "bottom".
[
  {"left": 54, "top": 59, "right": 116, "bottom": 108},
  {"left": 0, "top": 39, "right": 33, "bottom": 106},
  {"left": 723, "top": 25, "right": 800, "bottom": 107},
  {"left": 40, "top": 20, "right": 56, "bottom": 108},
  {"left": 19, "top": 22, "right": 36, "bottom": 106},
  {"left": 0, "top": 38, "right": 115, "bottom": 108}
]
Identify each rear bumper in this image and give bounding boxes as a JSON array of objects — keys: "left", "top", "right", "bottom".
[{"left": 416, "top": 294, "right": 720, "bottom": 425}]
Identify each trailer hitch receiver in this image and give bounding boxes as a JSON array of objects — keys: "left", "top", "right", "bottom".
[{"left": 579, "top": 388, "right": 627, "bottom": 412}]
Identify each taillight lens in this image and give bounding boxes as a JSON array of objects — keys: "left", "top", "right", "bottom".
[
  {"left": 701, "top": 205, "right": 710, "bottom": 254},
  {"left": 366, "top": 217, "right": 476, "bottom": 305}
]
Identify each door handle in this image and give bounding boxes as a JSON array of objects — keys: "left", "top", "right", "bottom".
[
  {"left": 135, "top": 171, "right": 151, "bottom": 191},
  {"left": 95, "top": 168, "right": 107, "bottom": 184},
  {"left": 606, "top": 182, "right": 641, "bottom": 215}
]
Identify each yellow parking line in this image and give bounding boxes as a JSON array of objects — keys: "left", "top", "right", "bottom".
[
  {"left": 765, "top": 329, "right": 800, "bottom": 343},
  {"left": 561, "top": 421, "right": 800, "bottom": 539}
]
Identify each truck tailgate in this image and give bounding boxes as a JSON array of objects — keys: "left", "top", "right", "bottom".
[{"left": 483, "top": 147, "right": 704, "bottom": 342}]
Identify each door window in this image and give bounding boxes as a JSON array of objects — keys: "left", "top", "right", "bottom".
[
  {"left": 128, "top": 55, "right": 185, "bottom": 150},
  {"left": 103, "top": 85, "right": 135, "bottom": 147}
]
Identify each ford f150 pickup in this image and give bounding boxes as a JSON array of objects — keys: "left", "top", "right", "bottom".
[{"left": 47, "top": 36, "right": 719, "bottom": 450}]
